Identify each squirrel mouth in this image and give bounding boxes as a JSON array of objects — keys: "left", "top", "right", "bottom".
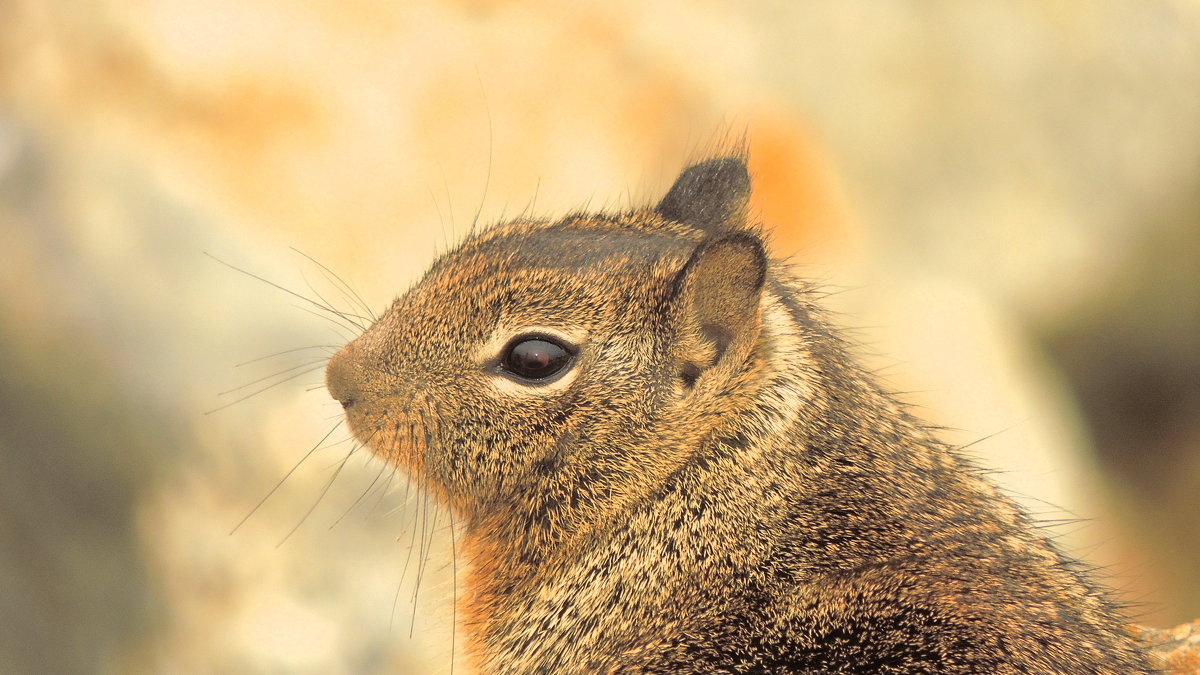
[{"left": 341, "top": 394, "right": 441, "bottom": 478}]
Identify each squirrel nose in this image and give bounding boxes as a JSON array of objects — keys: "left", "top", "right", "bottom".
[{"left": 325, "top": 342, "right": 362, "bottom": 410}]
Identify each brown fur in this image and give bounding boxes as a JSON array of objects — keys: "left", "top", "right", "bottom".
[{"left": 325, "top": 156, "right": 1154, "bottom": 673}]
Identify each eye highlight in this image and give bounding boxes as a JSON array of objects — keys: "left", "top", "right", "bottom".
[{"left": 498, "top": 335, "right": 574, "bottom": 383}]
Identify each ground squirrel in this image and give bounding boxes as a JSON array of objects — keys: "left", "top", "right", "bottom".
[{"left": 324, "top": 156, "right": 1154, "bottom": 673}]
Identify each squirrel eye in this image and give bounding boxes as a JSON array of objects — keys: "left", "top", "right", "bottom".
[{"left": 500, "top": 337, "right": 573, "bottom": 382}]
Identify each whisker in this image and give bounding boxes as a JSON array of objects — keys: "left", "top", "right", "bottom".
[
  {"left": 407, "top": 427, "right": 427, "bottom": 593},
  {"left": 218, "top": 359, "right": 329, "bottom": 396},
  {"left": 315, "top": 267, "right": 375, "bottom": 326},
  {"left": 331, "top": 458, "right": 390, "bottom": 528},
  {"left": 429, "top": 184, "right": 450, "bottom": 256},
  {"left": 300, "top": 269, "right": 368, "bottom": 331},
  {"left": 236, "top": 345, "right": 338, "bottom": 367},
  {"left": 412, "top": 496, "right": 435, "bottom": 638},
  {"left": 525, "top": 176, "right": 542, "bottom": 218},
  {"left": 393, "top": 424, "right": 422, "bottom": 633},
  {"left": 229, "top": 420, "right": 344, "bottom": 534},
  {"left": 292, "top": 304, "right": 359, "bottom": 342},
  {"left": 357, "top": 466, "right": 396, "bottom": 516},
  {"left": 205, "top": 252, "right": 366, "bottom": 330},
  {"left": 368, "top": 463, "right": 400, "bottom": 517},
  {"left": 320, "top": 434, "right": 360, "bottom": 450},
  {"left": 290, "top": 246, "right": 377, "bottom": 322},
  {"left": 415, "top": 402, "right": 443, "bottom": 621},
  {"left": 277, "top": 443, "right": 358, "bottom": 547},
  {"left": 327, "top": 445, "right": 361, "bottom": 470},
  {"left": 205, "top": 365, "right": 328, "bottom": 414}
]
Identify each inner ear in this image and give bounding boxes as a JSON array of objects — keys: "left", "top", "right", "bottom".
[
  {"left": 699, "top": 324, "right": 734, "bottom": 358},
  {"left": 671, "top": 231, "right": 767, "bottom": 367}
]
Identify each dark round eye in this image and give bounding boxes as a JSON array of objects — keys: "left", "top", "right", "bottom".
[{"left": 500, "top": 337, "right": 573, "bottom": 382}]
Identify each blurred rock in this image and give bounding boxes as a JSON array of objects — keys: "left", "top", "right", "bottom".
[{"left": 1140, "top": 620, "right": 1200, "bottom": 674}]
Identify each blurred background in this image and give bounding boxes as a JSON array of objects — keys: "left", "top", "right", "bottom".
[{"left": 1, "top": 1, "right": 1198, "bottom": 672}]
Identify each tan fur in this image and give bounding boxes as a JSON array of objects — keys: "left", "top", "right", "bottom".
[{"left": 325, "top": 157, "right": 1153, "bottom": 673}]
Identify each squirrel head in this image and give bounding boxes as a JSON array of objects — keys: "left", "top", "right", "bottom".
[{"left": 326, "top": 157, "right": 769, "bottom": 528}]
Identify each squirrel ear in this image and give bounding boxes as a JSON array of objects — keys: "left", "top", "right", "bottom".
[
  {"left": 670, "top": 231, "right": 767, "bottom": 364},
  {"left": 656, "top": 157, "right": 751, "bottom": 234}
]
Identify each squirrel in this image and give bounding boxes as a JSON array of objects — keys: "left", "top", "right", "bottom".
[{"left": 324, "top": 155, "right": 1155, "bottom": 673}]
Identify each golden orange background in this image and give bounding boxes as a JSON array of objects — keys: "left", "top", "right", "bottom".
[{"left": 2, "top": 2, "right": 1198, "bottom": 672}]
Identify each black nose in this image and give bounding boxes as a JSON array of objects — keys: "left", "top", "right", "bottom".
[{"left": 325, "top": 342, "right": 361, "bottom": 410}]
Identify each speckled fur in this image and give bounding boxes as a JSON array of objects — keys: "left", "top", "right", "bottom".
[{"left": 325, "top": 157, "right": 1153, "bottom": 673}]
